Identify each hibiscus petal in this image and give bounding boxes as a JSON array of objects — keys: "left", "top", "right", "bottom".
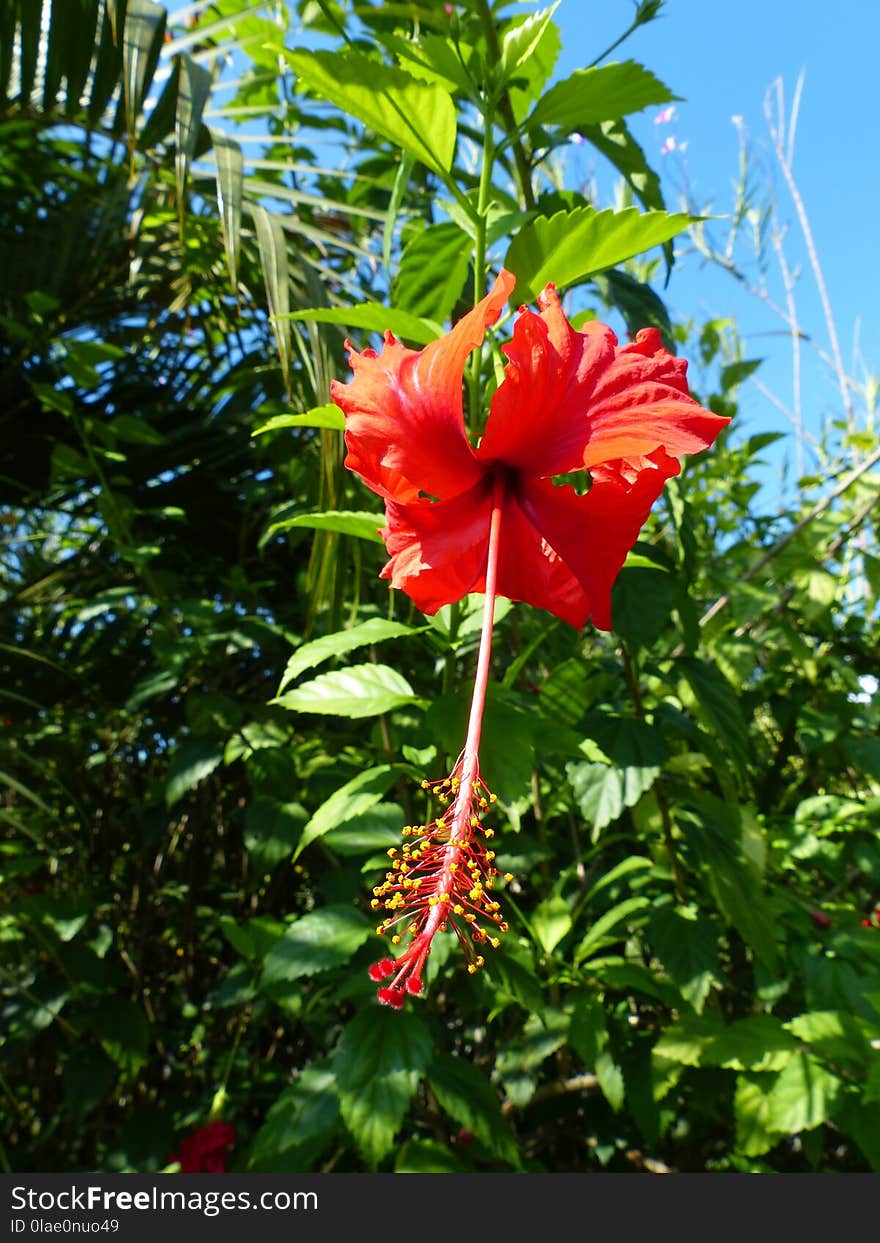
[
  {"left": 516, "top": 450, "right": 681, "bottom": 630},
  {"left": 379, "top": 479, "right": 494, "bottom": 614},
  {"left": 331, "top": 269, "right": 516, "bottom": 503},
  {"left": 477, "top": 285, "right": 728, "bottom": 478}
]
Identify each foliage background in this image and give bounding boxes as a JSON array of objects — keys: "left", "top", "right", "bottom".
[{"left": 2, "top": 0, "right": 879, "bottom": 1174}]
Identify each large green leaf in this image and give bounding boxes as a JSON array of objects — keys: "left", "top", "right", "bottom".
[
  {"left": 527, "top": 60, "right": 677, "bottom": 131},
  {"left": 210, "top": 129, "right": 243, "bottom": 291},
  {"left": 174, "top": 54, "right": 211, "bottom": 218},
  {"left": 285, "top": 48, "right": 457, "bottom": 175},
  {"left": 293, "top": 765, "right": 398, "bottom": 863},
  {"left": 335, "top": 1007, "right": 433, "bottom": 1168},
  {"left": 574, "top": 895, "right": 651, "bottom": 963},
  {"left": 648, "top": 905, "right": 721, "bottom": 1014},
  {"left": 393, "top": 222, "right": 472, "bottom": 323},
  {"left": 165, "top": 738, "right": 224, "bottom": 808},
  {"left": 268, "top": 510, "right": 385, "bottom": 543},
  {"left": 280, "top": 618, "right": 422, "bottom": 689},
  {"left": 247, "top": 1063, "right": 340, "bottom": 1172},
  {"left": 260, "top": 906, "right": 373, "bottom": 988},
  {"left": 678, "top": 657, "right": 752, "bottom": 784},
  {"left": 428, "top": 1053, "right": 520, "bottom": 1166},
  {"left": 505, "top": 205, "right": 692, "bottom": 305},
  {"left": 288, "top": 304, "right": 441, "bottom": 346},
  {"left": 250, "top": 204, "right": 292, "bottom": 395},
  {"left": 274, "top": 663, "right": 418, "bottom": 719}
]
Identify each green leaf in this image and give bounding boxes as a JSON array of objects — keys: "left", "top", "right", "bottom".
[
  {"left": 500, "top": 5, "right": 560, "bottom": 82},
  {"left": 293, "top": 765, "right": 397, "bottom": 863},
  {"left": 288, "top": 304, "right": 441, "bottom": 346},
  {"left": 247, "top": 1063, "right": 340, "bottom": 1172},
  {"left": 785, "top": 1011, "right": 871, "bottom": 1064},
  {"left": 90, "top": 1000, "right": 151, "bottom": 1076},
  {"left": 567, "top": 760, "right": 655, "bottom": 837},
  {"left": 528, "top": 60, "right": 677, "bottom": 131},
  {"left": 250, "top": 204, "right": 292, "bottom": 395},
  {"left": 611, "top": 564, "right": 675, "bottom": 646},
  {"left": 275, "top": 663, "right": 417, "bottom": 720},
  {"left": 252, "top": 405, "right": 345, "bottom": 435},
  {"left": 394, "top": 1138, "right": 467, "bottom": 1173},
  {"left": 244, "top": 798, "right": 307, "bottom": 875},
  {"left": 260, "top": 905, "right": 373, "bottom": 989},
  {"left": 531, "top": 895, "right": 573, "bottom": 954},
  {"left": 685, "top": 801, "right": 777, "bottom": 970},
  {"left": 678, "top": 657, "right": 752, "bottom": 784},
  {"left": 648, "top": 906, "right": 721, "bottom": 1014},
  {"left": 280, "top": 618, "right": 421, "bottom": 689},
  {"left": 120, "top": 0, "right": 165, "bottom": 135},
  {"left": 211, "top": 130, "right": 243, "bottom": 291},
  {"left": 575, "top": 896, "right": 651, "bottom": 963},
  {"left": 285, "top": 48, "right": 456, "bottom": 175},
  {"left": 506, "top": 205, "right": 691, "bottom": 304},
  {"left": 579, "top": 117, "right": 667, "bottom": 216},
  {"left": 765, "top": 1051, "right": 841, "bottom": 1133},
  {"left": 268, "top": 510, "right": 384, "bottom": 542},
  {"left": 735, "top": 1074, "right": 783, "bottom": 1157},
  {"left": 165, "top": 738, "right": 224, "bottom": 808},
  {"left": 335, "top": 1007, "right": 433, "bottom": 1167},
  {"left": 428, "top": 1053, "right": 520, "bottom": 1166},
  {"left": 394, "top": 222, "right": 472, "bottom": 323},
  {"left": 174, "top": 55, "right": 211, "bottom": 217}
]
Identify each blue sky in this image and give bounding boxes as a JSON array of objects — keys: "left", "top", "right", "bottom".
[{"left": 559, "top": 0, "right": 879, "bottom": 475}]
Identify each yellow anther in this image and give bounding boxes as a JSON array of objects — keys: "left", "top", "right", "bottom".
[
  {"left": 489, "top": 793, "right": 497, "bottom": 803},
  {"left": 475, "top": 955, "right": 485, "bottom": 968},
  {"left": 435, "top": 818, "right": 446, "bottom": 829},
  {"left": 371, "top": 899, "right": 380, "bottom": 909},
  {"left": 465, "top": 913, "right": 476, "bottom": 923},
  {"left": 387, "top": 848, "right": 397, "bottom": 858},
  {"left": 453, "top": 904, "right": 464, "bottom": 915},
  {"left": 490, "top": 937, "right": 500, "bottom": 949},
  {"left": 421, "top": 780, "right": 430, "bottom": 789},
  {"left": 428, "top": 895, "right": 439, "bottom": 906},
  {"left": 376, "top": 925, "right": 385, "bottom": 935},
  {"left": 467, "top": 963, "right": 477, "bottom": 975},
  {"left": 439, "top": 893, "right": 450, "bottom": 903},
  {"left": 499, "top": 921, "right": 509, "bottom": 933},
  {"left": 484, "top": 828, "right": 494, "bottom": 839},
  {"left": 486, "top": 851, "right": 495, "bottom": 861},
  {"left": 470, "top": 815, "right": 480, "bottom": 828},
  {"left": 504, "top": 872, "right": 514, "bottom": 882},
  {"left": 391, "top": 934, "right": 401, "bottom": 944}
]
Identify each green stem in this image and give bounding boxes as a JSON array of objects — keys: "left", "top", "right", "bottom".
[
  {"left": 467, "top": 96, "right": 497, "bottom": 428},
  {"left": 474, "top": 0, "right": 536, "bottom": 211}
]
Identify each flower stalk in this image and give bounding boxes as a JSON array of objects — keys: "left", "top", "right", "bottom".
[{"left": 369, "top": 473, "right": 511, "bottom": 1006}]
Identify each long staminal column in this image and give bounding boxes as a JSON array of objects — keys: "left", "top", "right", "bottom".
[{"left": 368, "top": 474, "right": 512, "bottom": 1007}]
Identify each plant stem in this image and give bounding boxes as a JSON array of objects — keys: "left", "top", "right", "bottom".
[{"left": 468, "top": 90, "right": 497, "bottom": 428}]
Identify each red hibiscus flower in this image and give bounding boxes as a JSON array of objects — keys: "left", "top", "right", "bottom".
[
  {"left": 170, "top": 1120, "right": 235, "bottom": 1173},
  {"left": 330, "top": 270, "right": 728, "bottom": 1006},
  {"left": 332, "top": 267, "right": 728, "bottom": 630}
]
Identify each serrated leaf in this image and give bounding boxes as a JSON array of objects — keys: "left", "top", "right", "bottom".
[
  {"left": 293, "top": 765, "right": 397, "bottom": 863},
  {"left": 247, "top": 1063, "right": 340, "bottom": 1172},
  {"left": 288, "top": 304, "right": 441, "bottom": 346},
  {"left": 678, "top": 657, "right": 752, "bottom": 784},
  {"left": 275, "top": 663, "right": 417, "bottom": 720},
  {"left": 286, "top": 48, "right": 456, "bottom": 175},
  {"left": 501, "top": 5, "right": 560, "bottom": 81},
  {"left": 165, "top": 738, "right": 224, "bottom": 808},
  {"left": 567, "top": 760, "right": 655, "bottom": 837},
  {"left": 335, "top": 1008, "right": 433, "bottom": 1168},
  {"left": 528, "top": 60, "right": 677, "bottom": 131},
  {"left": 428, "top": 1053, "right": 520, "bottom": 1166},
  {"left": 281, "top": 618, "right": 421, "bottom": 689},
  {"left": 735, "top": 1074, "right": 783, "bottom": 1157},
  {"left": 765, "top": 1051, "right": 841, "bottom": 1133},
  {"left": 394, "top": 222, "right": 471, "bottom": 323},
  {"left": 260, "top": 906, "right": 373, "bottom": 988},
  {"left": 648, "top": 906, "right": 721, "bottom": 1014},
  {"left": 506, "top": 205, "right": 691, "bottom": 304}
]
